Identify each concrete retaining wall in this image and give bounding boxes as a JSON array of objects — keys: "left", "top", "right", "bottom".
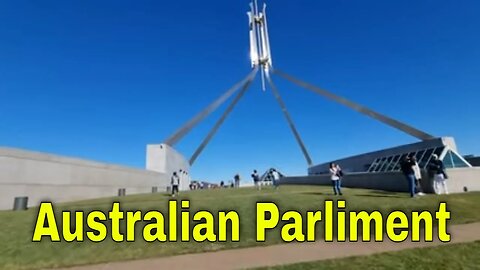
[
  {"left": 281, "top": 167, "right": 480, "bottom": 194},
  {"left": 281, "top": 172, "right": 415, "bottom": 193},
  {"left": 445, "top": 167, "right": 480, "bottom": 193},
  {"left": 0, "top": 147, "right": 168, "bottom": 210}
]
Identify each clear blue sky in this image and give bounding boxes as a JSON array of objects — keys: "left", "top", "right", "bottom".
[{"left": 1, "top": 0, "right": 479, "bottom": 181}]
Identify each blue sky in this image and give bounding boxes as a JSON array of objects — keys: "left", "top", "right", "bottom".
[{"left": 1, "top": 0, "right": 479, "bottom": 182}]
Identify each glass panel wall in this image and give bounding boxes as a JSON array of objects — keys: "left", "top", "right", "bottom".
[
  {"left": 419, "top": 148, "right": 435, "bottom": 168},
  {"left": 364, "top": 146, "right": 447, "bottom": 173},
  {"left": 442, "top": 150, "right": 470, "bottom": 168},
  {"left": 386, "top": 155, "right": 400, "bottom": 172}
]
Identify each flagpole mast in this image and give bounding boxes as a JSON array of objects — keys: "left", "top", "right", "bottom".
[{"left": 248, "top": 0, "right": 273, "bottom": 91}]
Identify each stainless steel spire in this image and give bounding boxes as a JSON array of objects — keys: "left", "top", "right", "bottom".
[{"left": 248, "top": 0, "right": 272, "bottom": 91}]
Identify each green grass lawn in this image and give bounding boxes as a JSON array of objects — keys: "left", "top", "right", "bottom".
[
  {"left": 1, "top": 185, "right": 480, "bottom": 269},
  {"left": 255, "top": 241, "right": 480, "bottom": 270}
]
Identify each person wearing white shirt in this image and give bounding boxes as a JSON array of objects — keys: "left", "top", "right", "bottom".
[
  {"left": 252, "top": 170, "right": 261, "bottom": 190},
  {"left": 411, "top": 156, "right": 425, "bottom": 196},
  {"left": 329, "top": 163, "right": 342, "bottom": 195},
  {"left": 171, "top": 172, "right": 180, "bottom": 197},
  {"left": 271, "top": 169, "right": 281, "bottom": 189}
]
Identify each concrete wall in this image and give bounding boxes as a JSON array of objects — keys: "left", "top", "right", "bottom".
[
  {"left": 281, "top": 167, "right": 480, "bottom": 194},
  {"left": 0, "top": 147, "right": 168, "bottom": 210},
  {"left": 146, "top": 144, "right": 190, "bottom": 190},
  {"left": 281, "top": 172, "right": 415, "bottom": 193},
  {"left": 445, "top": 167, "right": 480, "bottom": 193}
]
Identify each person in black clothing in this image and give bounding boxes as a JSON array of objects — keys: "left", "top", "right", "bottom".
[
  {"left": 251, "top": 170, "right": 261, "bottom": 190},
  {"left": 400, "top": 156, "right": 416, "bottom": 197},
  {"left": 428, "top": 154, "right": 449, "bottom": 194},
  {"left": 234, "top": 174, "right": 241, "bottom": 188}
]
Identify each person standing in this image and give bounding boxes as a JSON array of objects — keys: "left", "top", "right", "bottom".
[
  {"left": 171, "top": 171, "right": 180, "bottom": 197},
  {"left": 335, "top": 164, "right": 344, "bottom": 179},
  {"left": 271, "top": 169, "right": 281, "bottom": 189},
  {"left": 428, "top": 154, "right": 449, "bottom": 195},
  {"left": 329, "top": 163, "right": 342, "bottom": 195},
  {"left": 251, "top": 170, "right": 261, "bottom": 190},
  {"left": 179, "top": 169, "right": 184, "bottom": 188},
  {"left": 400, "top": 156, "right": 416, "bottom": 198},
  {"left": 234, "top": 174, "right": 241, "bottom": 188},
  {"left": 411, "top": 156, "right": 425, "bottom": 196},
  {"left": 184, "top": 171, "right": 190, "bottom": 186}
]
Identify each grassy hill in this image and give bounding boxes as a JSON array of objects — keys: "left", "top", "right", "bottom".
[{"left": 1, "top": 185, "right": 480, "bottom": 269}]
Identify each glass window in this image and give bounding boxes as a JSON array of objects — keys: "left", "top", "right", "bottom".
[
  {"left": 419, "top": 148, "right": 434, "bottom": 168},
  {"left": 376, "top": 157, "right": 386, "bottom": 172},
  {"left": 368, "top": 158, "right": 379, "bottom": 172},
  {"left": 451, "top": 151, "right": 469, "bottom": 168},
  {"left": 364, "top": 164, "right": 372, "bottom": 172},
  {"left": 443, "top": 151, "right": 454, "bottom": 168},
  {"left": 434, "top": 147, "right": 444, "bottom": 157},
  {"left": 368, "top": 159, "right": 380, "bottom": 172},
  {"left": 387, "top": 155, "right": 401, "bottom": 172},
  {"left": 374, "top": 157, "right": 387, "bottom": 172},
  {"left": 415, "top": 150, "right": 425, "bottom": 161},
  {"left": 371, "top": 158, "right": 381, "bottom": 172},
  {"left": 393, "top": 153, "right": 408, "bottom": 171},
  {"left": 442, "top": 150, "right": 470, "bottom": 168},
  {"left": 379, "top": 156, "right": 394, "bottom": 172}
]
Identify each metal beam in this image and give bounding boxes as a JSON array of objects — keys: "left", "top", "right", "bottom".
[
  {"left": 273, "top": 69, "right": 435, "bottom": 141},
  {"left": 163, "top": 68, "right": 258, "bottom": 146},
  {"left": 266, "top": 74, "right": 313, "bottom": 166},
  {"left": 189, "top": 73, "right": 257, "bottom": 165}
]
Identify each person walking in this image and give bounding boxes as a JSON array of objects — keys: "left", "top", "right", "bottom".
[
  {"left": 251, "top": 170, "right": 261, "bottom": 190},
  {"left": 400, "top": 156, "right": 416, "bottom": 198},
  {"left": 411, "top": 156, "right": 426, "bottom": 196},
  {"left": 329, "top": 163, "right": 342, "bottom": 195},
  {"left": 428, "top": 154, "right": 449, "bottom": 194},
  {"left": 171, "top": 171, "right": 180, "bottom": 197}
]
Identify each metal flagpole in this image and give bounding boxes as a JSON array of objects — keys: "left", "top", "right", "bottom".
[
  {"left": 189, "top": 71, "right": 258, "bottom": 165},
  {"left": 273, "top": 69, "right": 436, "bottom": 141},
  {"left": 163, "top": 68, "right": 258, "bottom": 146},
  {"left": 265, "top": 73, "right": 313, "bottom": 166}
]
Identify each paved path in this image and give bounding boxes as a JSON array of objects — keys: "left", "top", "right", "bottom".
[{"left": 61, "top": 222, "right": 480, "bottom": 270}]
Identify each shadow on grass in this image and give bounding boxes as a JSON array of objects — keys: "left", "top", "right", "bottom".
[
  {"left": 299, "top": 190, "right": 406, "bottom": 198},
  {"left": 299, "top": 192, "right": 330, "bottom": 196},
  {"left": 355, "top": 194, "right": 406, "bottom": 198},
  {"left": 369, "top": 190, "right": 402, "bottom": 195}
]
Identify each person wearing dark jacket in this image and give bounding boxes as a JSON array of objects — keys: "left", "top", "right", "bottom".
[
  {"left": 400, "top": 156, "right": 416, "bottom": 197},
  {"left": 428, "top": 154, "right": 449, "bottom": 194},
  {"left": 251, "top": 170, "right": 261, "bottom": 190},
  {"left": 234, "top": 174, "right": 241, "bottom": 188}
]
